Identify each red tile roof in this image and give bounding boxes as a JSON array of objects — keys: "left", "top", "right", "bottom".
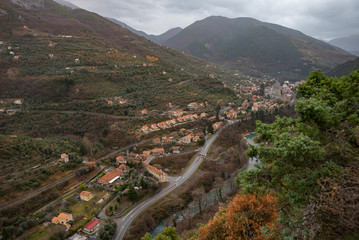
[{"left": 84, "top": 219, "right": 100, "bottom": 230}]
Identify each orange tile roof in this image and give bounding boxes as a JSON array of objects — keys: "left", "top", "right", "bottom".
[
  {"left": 80, "top": 191, "right": 91, "bottom": 197},
  {"left": 58, "top": 212, "right": 71, "bottom": 220},
  {"left": 147, "top": 164, "right": 164, "bottom": 175},
  {"left": 152, "top": 148, "right": 164, "bottom": 153},
  {"left": 98, "top": 168, "right": 123, "bottom": 184}
]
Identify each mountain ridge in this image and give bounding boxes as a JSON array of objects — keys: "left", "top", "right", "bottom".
[
  {"left": 164, "top": 16, "right": 354, "bottom": 80},
  {"left": 329, "top": 34, "right": 359, "bottom": 56},
  {"left": 107, "top": 17, "right": 182, "bottom": 44}
]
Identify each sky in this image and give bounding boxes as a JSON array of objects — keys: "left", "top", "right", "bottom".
[{"left": 66, "top": 0, "right": 359, "bottom": 40}]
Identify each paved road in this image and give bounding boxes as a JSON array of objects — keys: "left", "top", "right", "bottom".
[{"left": 112, "top": 120, "right": 236, "bottom": 240}]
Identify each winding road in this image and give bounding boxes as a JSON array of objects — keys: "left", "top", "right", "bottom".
[{"left": 111, "top": 120, "right": 236, "bottom": 240}]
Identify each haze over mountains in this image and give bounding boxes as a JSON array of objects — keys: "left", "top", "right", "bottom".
[
  {"left": 51, "top": 0, "right": 355, "bottom": 81},
  {"left": 162, "top": 16, "right": 354, "bottom": 80},
  {"left": 329, "top": 35, "right": 359, "bottom": 56},
  {"left": 106, "top": 17, "right": 182, "bottom": 45},
  {"left": 104, "top": 14, "right": 355, "bottom": 80}
]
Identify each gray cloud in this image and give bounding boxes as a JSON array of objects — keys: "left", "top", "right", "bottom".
[{"left": 67, "top": 0, "right": 359, "bottom": 40}]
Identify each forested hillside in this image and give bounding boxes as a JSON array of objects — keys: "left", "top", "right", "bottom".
[{"left": 143, "top": 70, "right": 359, "bottom": 240}]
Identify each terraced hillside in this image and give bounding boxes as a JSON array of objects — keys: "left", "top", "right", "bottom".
[{"left": 0, "top": 0, "right": 236, "bottom": 141}]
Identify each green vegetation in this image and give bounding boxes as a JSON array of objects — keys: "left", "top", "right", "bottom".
[
  {"left": 98, "top": 219, "right": 117, "bottom": 240},
  {"left": 236, "top": 70, "right": 359, "bottom": 239},
  {"left": 137, "top": 70, "right": 359, "bottom": 240},
  {"left": 0, "top": 135, "right": 82, "bottom": 195},
  {"left": 142, "top": 227, "right": 183, "bottom": 240},
  {"left": 328, "top": 57, "right": 359, "bottom": 77}
]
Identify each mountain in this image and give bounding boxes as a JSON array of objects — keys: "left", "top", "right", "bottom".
[
  {"left": 0, "top": 0, "right": 234, "bottom": 104},
  {"left": 164, "top": 16, "right": 354, "bottom": 80},
  {"left": 329, "top": 35, "right": 359, "bottom": 56},
  {"left": 328, "top": 57, "right": 359, "bottom": 77},
  {"left": 106, "top": 17, "right": 150, "bottom": 39},
  {"left": 107, "top": 17, "right": 182, "bottom": 44},
  {"left": 53, "top": 0, "right": 78, "bottom": 9}
]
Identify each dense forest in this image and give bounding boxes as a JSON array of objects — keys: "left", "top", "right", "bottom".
[{"left": 142, "top": 70, "right": 359, "bottom": 240}]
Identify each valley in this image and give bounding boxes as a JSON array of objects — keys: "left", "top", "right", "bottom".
[{"left": 0, "top": 0, "right": 358, "bottom": 240}]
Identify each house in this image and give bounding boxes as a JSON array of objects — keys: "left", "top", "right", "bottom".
[
  {"left": 6, "top": 109, "right": 20, "bottom": 115},
  {"left": 179, "top": 128, "right": 186, "bottom": 134},
  {"left": 183, "top": 115, "right": 191, "bottom": 121},
  {"left": 141, "top": 109, "right": 148, "bottom": 115},
  {"left": 226, "top": 109, "right": 238, "bottom": 119},
  {"left": 241, "top": 99, "right": 249, "bottom": 108},
  {"left": 105, "top": 100, "right": 113, "bottom": 105},
  {"left": 152, "top": 148, "right": 165, "bottom": 156},
  {"left": 171, "top": 119, "right": 177, "bottom": 125},
  {"left": 177, "top": 117, "right": 184, "bottom": 122},
  {"left": 60, "top": 153, "right": 69, "bottom": 163},
  {"left": 118, "top": 164, "right": 128, "bottom": 172},
  {"left": 162, "top": 137, "right": 174, "bottom": 144},
  {"left": 52, "top": 213, "right": 73, "bottom": 227},
  {"left": 192, "top": 136, "right": 201, "bottom": 142},
  {"left": 69, "top": 233, "right": 87, "bottom": 240},
  {"left": 14, "top": 99, "right": 23, "bottom": 105},
  {"left": 192, "top": 114, "right": 198, "bottom": 119},
  {"left": 179, "top": 134, "right": 192, "bottom": 144},
  {"left": 188, "top": 102, "right": 199, "bottom": 110},
  {"left": 86, "top": 162, "right": 97, "bottom": 168},
  {"left": 79, "top": 191, "right": 93, "bottom": 201},
  {"left": 143, "top": 163, "right": 167, "bottom": 182},
  {"left": 151, "top": 124, "right": 159, "bottom": 130},
  {"left": 153, "top": 138, "right": 161, "bottom": 145},
  {"left": 212, "top": 122, "right": 223, "bottom": 131},
  {"left": 157, "top": 122, "right": 167, "bottom": 129},
  {"left": 116, "top": 156, "right": 127, "bottom": 164},
  {"left": 0, "top": 108, "right": 4, "bottom": 113},
  {"left": 83, "top": 219, "right": 101, "bottom": 234},
  {"left": 143, "top": 150, "right": 151, "bottom": 156},
  {"left": 251, "top": 103, "right": 259, "bottom": 112},
  {"left": 98, "top": 168, "right": 123, "bottom": 185},
  {"left": 141, "top": 125, "right": 150, "bottom": 132},
  {"left": 165, "top": 120, "right": 172, "bottom": 127},
  {"left": 172, "top": 146, "right": 180, "bottom": 154},
  {"left": 173, "top": 110, "right": 184, "bottom": 117}
]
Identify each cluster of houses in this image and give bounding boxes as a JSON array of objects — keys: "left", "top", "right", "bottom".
[
  {"left": 141, "top": 112, "right": 206, "bottom": 133},
  {"left": 231, "top": 79, "right": 304, "bottom": 115},
  {"left": 52, "top": 212, "right": 101, "bottom": 234}
]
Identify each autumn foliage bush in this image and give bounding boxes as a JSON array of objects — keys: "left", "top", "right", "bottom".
[{"left": 198, "top": 192, "right": 278, "bottom": 240}]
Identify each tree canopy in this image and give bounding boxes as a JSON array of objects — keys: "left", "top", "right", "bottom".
[{"left": 236, "top": 70, "right": 359, "bottom": 239}]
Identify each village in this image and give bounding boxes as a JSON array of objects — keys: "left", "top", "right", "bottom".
[
  {"left": 0, "top": 74, "right": 304, "bottom": 240},
  {"left": 0, "top": 99, "right": 226, "bottom": 240}
]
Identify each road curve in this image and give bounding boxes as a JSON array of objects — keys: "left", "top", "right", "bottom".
[{"left": 112, "top": 120, "right": 236, "bottom": 240}]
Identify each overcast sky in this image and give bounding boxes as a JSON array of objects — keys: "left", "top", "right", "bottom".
[{"left": 66, "top": 0, "right": 359, "bottom": 40}]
